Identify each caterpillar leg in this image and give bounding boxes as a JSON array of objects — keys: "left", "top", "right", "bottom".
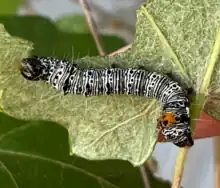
[
  {"left": 156, "top": 116, "right": 171, "bottom": 143},
  {"left": 137, "top": 65, "right": 148, "bottom": 70},
  {"left": 111, "top": 63, "right": 121, "bottom": 68},
  {"left": 156, "top": 127, "right": 168, "bottom": 143},
  {"left": 186, "top": 87, "right": 196, "bottom": 102},
  {"left": 31, "top": 55, "right": 38, "bottom": 59},
  {"left": 166, "top": 72, "right": 183, "bottom": 82},
  {"left": 166, "top": 71, "right": 188, "bottom": 88}
]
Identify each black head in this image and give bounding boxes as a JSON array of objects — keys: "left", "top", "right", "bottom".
[
  {"left": 162, "top": 124, "right": 194, "bottom": 147},
  {"left": 20, "top": 56, "right": 46, "bottom": 81}
]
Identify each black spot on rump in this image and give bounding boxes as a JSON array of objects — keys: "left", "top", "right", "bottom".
[{"left": 163, "top": 120, "right": 168, "bottom": 126}]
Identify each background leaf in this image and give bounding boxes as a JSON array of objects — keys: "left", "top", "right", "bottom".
[
  {"left": 56, "top": 14, "right": 88, "bottom": 33},
  {"left": 0, "top": 16, "right": 126, "bottom": 58},
  {"left": 0, "top": 0, "right": 21, "bottom": 15}
]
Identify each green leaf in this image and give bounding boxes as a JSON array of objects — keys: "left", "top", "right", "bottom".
[
  {"left": 0, "top": 112, "right": 171, "bottom": 188},
  {"left": 0, "top": 0, "right": 21, "bottom": 15},
  {"left": 1, "top": 0, "right": 220, "bottom": 167},
  {"left": 56, "top": 14, "right": 88, "bottom": 33},
  {"left": 0, "top": 16, "right": 126, "bottom": 57}
]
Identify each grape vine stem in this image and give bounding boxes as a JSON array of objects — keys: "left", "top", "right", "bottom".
[
  {"left": 215, "top": 137, "right": 220, "bottom": 188},
  {"left": 79, "top": 0, "right": 106, "bottom": 56},
  {"left": 109, "top": 44, "right": 132, "bottom": 56},
  {"left": 22, "top": 0, "right": 36, "bottom": 15},
  {"left": 171, "top": 147, "right": 189, "bottom": 188},
  {"left": 139, "top": 166, "right": 151, "bottom": 188},
  {"left": 172, "top": 28, "right": 220, "bottom": 188}
]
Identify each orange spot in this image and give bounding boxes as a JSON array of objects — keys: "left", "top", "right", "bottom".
[
  {"left": 156, "top": 112, "right": 177, "bottom": 143},
  {"left": 158, "top": 112, "right": 176, "bottom": 127}
]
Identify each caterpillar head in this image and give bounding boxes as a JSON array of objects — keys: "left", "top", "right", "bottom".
[
  {"left": 157, "top": 112, "right": 194, "bottom": 147},
  {"left": 20, "top": 56, "right": 47, "bottom": 81},
  {"left": 162, "top": 124, "right": 194, "bottom": 147}
]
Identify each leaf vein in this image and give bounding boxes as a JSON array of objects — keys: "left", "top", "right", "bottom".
[
  {"left": 0, "top": 160, "right": 20, "bottom": 188},
  {"left": 0, "top": 149, "right": 120, "bottom": 188}
]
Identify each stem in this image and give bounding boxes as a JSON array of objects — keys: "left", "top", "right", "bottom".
[
  {"left": 215, "top": 137, "right": 220, "bottom": 188},
  {"left": 22, "top": 0, "right": 36, "bottom": 15},
  {"left": 172, "top": 28, "right": 220, "bottom": 188},
  {"left": 79, "top": 0, "right": 106, "bottom": 56},
  {"left": 109, "top": 44, "right": 132, "bottom": 56},
  {"left": 139, "top": 165, "right": 151, "bottom": 188},
  {"left": 171, "top": 147, "right": 189, "bottom": 188}
]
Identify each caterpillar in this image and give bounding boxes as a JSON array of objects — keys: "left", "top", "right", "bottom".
[{"left": 19, "top": 56, "right": 194, "bottom": 147}]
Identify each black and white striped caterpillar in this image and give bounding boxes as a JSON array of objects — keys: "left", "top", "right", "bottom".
[{"left": 19, "top": 56, "right": 194, "bottom": 147}]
